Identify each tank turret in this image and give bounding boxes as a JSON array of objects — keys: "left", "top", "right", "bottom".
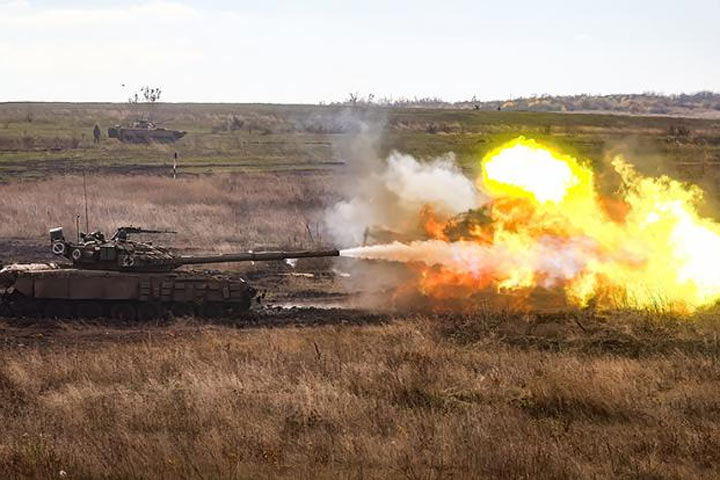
[
  {"left": 50, "top": 226, "right": 339, "bottom": 272},
  {"left": 107, "top": 120, "right": 186, "bottom": 143}
]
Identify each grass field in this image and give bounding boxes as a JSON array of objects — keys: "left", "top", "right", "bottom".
[
  {"left": 3, "top": 103, "right": 720, "bottom": 479},
  {"left": 0, "top": 173, "right": 336, "bottom": 250},
  {"left": 2, "top": 102, "right": 720, "bottom": 182},
  {"left": 3, "top": 312, "right": 720, "bottom": 479}
]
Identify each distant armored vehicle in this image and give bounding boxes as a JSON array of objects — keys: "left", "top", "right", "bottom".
[
  {"left": 0, "top": 226, "right": 338, "bottom": 321},
  {"left": 107, "top": 120, "right": 186, "bottom": 143},
  {"left": 364, "top": 208, "right": 492, "bottom": 245}
]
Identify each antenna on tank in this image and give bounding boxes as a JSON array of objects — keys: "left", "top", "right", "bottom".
[
  {"left": 76, "top": 215, "right": 80, "bottom": 243},
  {"left": 83, "top": 171, "right": 89, "bottom": 233}
]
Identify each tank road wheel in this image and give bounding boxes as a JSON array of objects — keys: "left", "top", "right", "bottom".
[
  {"left": 76, "top": 301, "right": 104, "bottom": 319},
  {"left": 51, "top": 241, "right": 66, "bottom": 256},
  {"left": 110, "top": 303, "right": 137, "bottom": 322},
  {"left": 137, "top": 303, "right": 164, "bottom": 322},
  {"left": 11, "top": 296, "right": 41, "bottom": 318},
  {"left": 169, "top": 303, "right": 195, "bottom": 319},
  {"left": 238, "top": 296, "right": 252, "bottom": 313},
  {"left": 43, "top": 301, "right": 74, "bottom": 319},
  {"left": 226, "top": 298, "right": 252, "bottom": 317},
  {"left": 0, "top": 298, "right": 11, "bottom": 318},
  {"left": 198, "top": 302, "right": 224, "bottom": 319}
]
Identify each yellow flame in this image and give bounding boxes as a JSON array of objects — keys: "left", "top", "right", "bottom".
[
  {"left": 481, "top": 137, "right": 594, "bottom": 205},
  {"left": 475, "top": 136, "right": 720, "bottom": 312}
]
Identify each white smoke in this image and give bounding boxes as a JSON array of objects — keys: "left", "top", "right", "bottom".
[
  {"left": 340, "top": 236, "right": 601, "bottom": 288},
  {"left": 326, "top": 151, "right": 483, "bottom": 246}
]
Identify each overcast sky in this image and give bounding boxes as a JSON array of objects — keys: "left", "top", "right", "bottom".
[{"left": 2, "top": 0, "right": 719, "bottom": 103}]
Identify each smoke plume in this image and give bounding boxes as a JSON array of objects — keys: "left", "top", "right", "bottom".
[{"left": 326, "top": 151, "right": 482, "bottom": 246}]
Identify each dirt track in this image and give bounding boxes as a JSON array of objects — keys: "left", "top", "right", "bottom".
[
  {"left": 0, "top": 305, "right": 389, "bottom": 350},
  {"left": 0, "top": 157, "right": 346, "bottom": 181}
]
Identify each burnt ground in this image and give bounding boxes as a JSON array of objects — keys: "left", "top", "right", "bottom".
[{"left": 0, "top": 306, "right": 389, "bottom": 350}]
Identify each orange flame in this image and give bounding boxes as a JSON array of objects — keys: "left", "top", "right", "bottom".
[{"left": 420, "top": 205, "right": 449, "bottom": 241}]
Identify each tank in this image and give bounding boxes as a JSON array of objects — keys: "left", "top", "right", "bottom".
[
  {"left": 0, "top": 226, "right": 339, "bottom": 321},
  {"left": 107, "top": 120, "right": 186, "bottom": 144}
]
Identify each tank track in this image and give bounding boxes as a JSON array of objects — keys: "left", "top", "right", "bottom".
[{"left": 0, "top": 291, "right": 251, "bottom": 321}]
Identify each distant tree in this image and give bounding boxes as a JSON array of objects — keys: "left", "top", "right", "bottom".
[
  {"left": 141, "top": 86, "right": 162, "bottom": 103},
  {"left": 128, "top": 86, "right": 162, "bottom": 120}
]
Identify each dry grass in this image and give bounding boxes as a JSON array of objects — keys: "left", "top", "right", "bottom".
[
  {"left": 2, "top": 313, "right": 720, "bottom": 479},
  {"left": 0, "top": 173, "right": 338, "bottom": 250}
]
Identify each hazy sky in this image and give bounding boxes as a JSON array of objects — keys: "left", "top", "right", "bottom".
[{"left": 2, "top": 0, "right": 719, "bottom": 103}]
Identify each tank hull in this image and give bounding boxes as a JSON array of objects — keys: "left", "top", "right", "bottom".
[
  {"left": 107, "top": 127, "right": 186, "bottom": 144},
  {"left": 1, "top": 264, "right": 255, "bottom": 320}
]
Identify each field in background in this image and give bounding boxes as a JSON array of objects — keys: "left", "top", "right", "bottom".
[
  {"left": 1, "top": 102, "right": 720, "bottom": 185},
  {"left": 3, "top": 104, "right": 720, "bottom": 478}
]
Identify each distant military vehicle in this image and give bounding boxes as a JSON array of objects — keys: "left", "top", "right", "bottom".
[
  {"left": 441, "top": 208, "right": 492, "bottom": 241},
  {"left": 364, "top": 208, "right": 492, "bottom": 245},
  {"left": 107, "top": 120, "right": 186, "bottom": 143},
  {"left": 0, "top": 226, "right": 338, "bottom": 321}
]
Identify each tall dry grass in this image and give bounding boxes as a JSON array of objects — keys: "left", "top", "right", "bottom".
[
  {"left": 0, "top": 173, "right": 339, "bottom": 251},
  {"left": 2, "top": 314, "right": 720, "bottom": 479}
]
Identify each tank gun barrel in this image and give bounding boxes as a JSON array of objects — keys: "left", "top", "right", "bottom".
[
  {"left": 118, "top": 227, "right": 177, "bottom": 235},
  {"left": 111, "top": 226, "right": 177, "bottom": 241},
  {"left": 175, "top": 249, "right": 339, "bottom": 266}
]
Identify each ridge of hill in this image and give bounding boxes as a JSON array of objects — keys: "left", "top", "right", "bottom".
[{"left": 335, "top": 92, "right": 720, "bottom": 118}]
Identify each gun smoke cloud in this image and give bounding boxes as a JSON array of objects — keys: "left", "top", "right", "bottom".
[{"left": 326, "top": 152, "right": 483, "bottom": 246}]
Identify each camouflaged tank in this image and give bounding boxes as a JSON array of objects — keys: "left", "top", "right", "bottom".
[
  {"left": 0, "top": 226, "right": 338, "bottom": 321},
  {"left": 108, "top": 120, "right": 186, "bottom": 144}
]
